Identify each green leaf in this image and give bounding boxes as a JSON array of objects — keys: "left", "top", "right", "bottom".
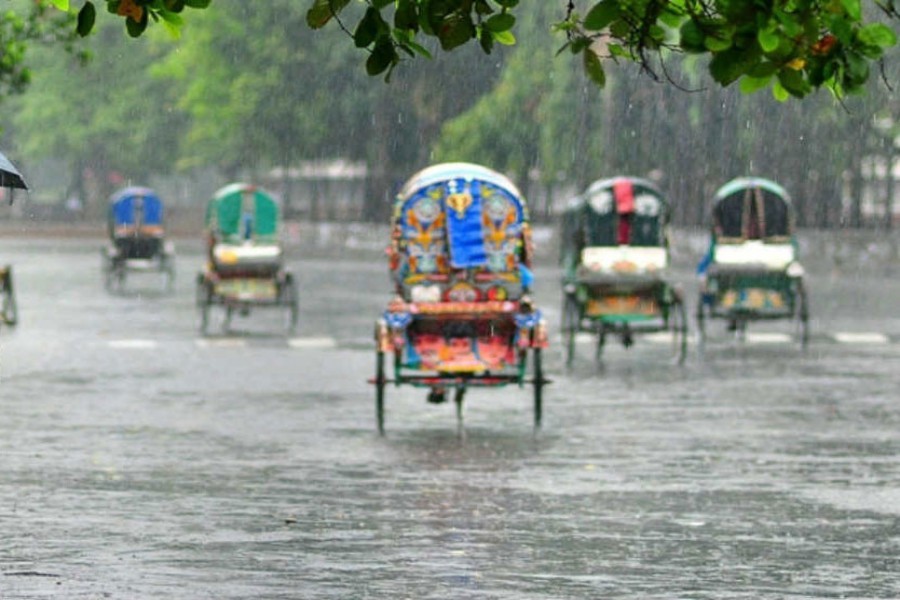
[
  {"left": 125, "top": 12, "right": 148, "bottom": 37},
  {"left": 354, "top": 7, "right": 382, "bottom": 48},
  {"left": 857, "top": 23, "right": 897, "bottom": 48},
  {"left": 679, "top": 19, "right": 706, "bottom": 53},
  {"left": 394, "top": 0, "right": 418, "bottom": 31},
  {"left": 76, "top": 2, "right": 96, "bottom": 37},
  {"left": 840, "top": 0, "right": 861, "bottom": 21},
  {"left": 183, "top": 0, "right": 211, "bottom": 7},
  {"left": 366, "top": 40, "right": 396, "bottom": 76},
  {"left": 48, "top": 0, "right": 69, "bottom": 10},
  {"left": 491, "top": 29, "right": 516, "bottom": 46},
  {"left": 776, "top": 67, "right": 811, "bottom": 97},
  {"left": 437, "top": 12, "right": 476, "bottom": 50},
  {"left": 740, "top": 74, "right": 771, "bottom": 94},
  {"left": 757, "top": 28, "right": 779, "bottom": 53},
  {"left": 771, "top": 80, "right": 790, "bottom": 101},
  {"left": 584, "top": 0, "right": 620, "bottom": 32},
  {"left": 484, "top": 13, "right": 515, "bottom": 33},
  {"left": 158, "top": 10, "right": 184, "bottom": 26},
  {"left": 708, "top": 47, "right": 753, "bottom": 85},
  {"left": 583, "top": 48, "right": 606, "bottom": 86},
  {"left": 704, "top": 29, "right": 733, "bottom": 52},
  {"left": 479, "top": 30, "right": 494, "bottom": 53},
  {"left": 307, "top": 0, "right": 351, "bottom": 29}
]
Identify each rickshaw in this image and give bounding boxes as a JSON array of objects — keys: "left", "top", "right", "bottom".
[
  {"left": 696, "top": 177, "right": 809, "bottom": 346},
  {"left": 371, "top": 163, "right": 549, "bottom": 434},
  {"left": 196, "top": 183, "right": 298, "bottom": 334},
  {"left": 560, "top": 176, "right": 687, "bottom": 365},
  {"left": 102, "top": 186, "right": 175, "bottom": 292}
]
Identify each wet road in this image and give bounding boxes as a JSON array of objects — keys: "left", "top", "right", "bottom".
[{"left": 1, "top": 236, "right": 899, "bottom": 599}]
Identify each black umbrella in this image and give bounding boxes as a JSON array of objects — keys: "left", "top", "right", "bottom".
[{"left": 0, "top": 150, "right": 28, "bottom": 191}]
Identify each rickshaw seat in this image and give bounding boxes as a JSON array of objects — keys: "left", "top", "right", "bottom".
[
  {"left": 713, "top": 240, "right": 795, "bottom": 270},
  {"left": 114, "top": 236, "right": 162, "bottom": 260},
  {"left": 580, "top": 246, "right": 668, "bottom": 275},
  {"left": 212, "top": 242, "right": 282, "bottom": 274}
]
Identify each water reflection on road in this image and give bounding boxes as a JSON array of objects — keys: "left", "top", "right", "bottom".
[{"left": 1, "top": 238, "right": 898, "bottom": 598}]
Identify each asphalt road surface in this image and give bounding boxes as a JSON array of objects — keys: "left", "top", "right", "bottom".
[{"left": 1, "top": 236, "right": 898, "bottom": 599}]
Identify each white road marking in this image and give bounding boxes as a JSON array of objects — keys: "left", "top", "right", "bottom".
[
  {"left": 108, "top": 339, "right": 158, "bottom": 349},
  {"left": 744, "top": 332, "right": 793, "bottom": 344},
  {"left": 833, "top": 332, "right": 890, "bottom": 344},
  {"left": 288, "top": 337, "right": 338, "bottom": 349},
  {"left": 195, "top": 338, "right": 247, "bottom": 348},
  {"left": 642, "top": 331, "right": 676, "bottom": 344}
]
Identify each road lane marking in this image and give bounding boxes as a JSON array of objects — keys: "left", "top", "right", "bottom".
[
  {"left": 195, "top": 338, "right": 248, "bottom": 348},
  {"left": 108, "top": 339, "right": 158, "bottom": 349},
  {"left": 642, "top": 332, "right": 676, "bottom": 344},
  {"left": 744, "top": 332, "right": 793, "bottom": 344},
  {"left": 288, "top": 337, "right": 338, "bottom": 349},
  {"left": 833, "top": 332, "right": 890, "bottom": 344}
]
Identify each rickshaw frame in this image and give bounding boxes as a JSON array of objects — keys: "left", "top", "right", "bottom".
[
  {"left": 560, "top": 177, "right": 688, "bottom": 366},
  {"left": 370, "top": 163, "right": 549, "bottom": 434}
]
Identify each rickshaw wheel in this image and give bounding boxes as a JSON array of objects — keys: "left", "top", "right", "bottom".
[
  {"left": 695, "top": 295, "right": 707, "bottom": 350},
  {"left": 562, "top": 294, "right": 579, "bottom": 368},
  {"left": 594, "top": 327, "right": 607, "bottom": 361},
  {"left": 375, "top": 351, "right": 386, "bottom": 435},
  {"left": 795, "top": 279, "right": 810, "bottom": 349},
  {"left": 670, "top": 296, "right": 688, "bottom": 365},
  {"left": 196, "top": 274, "right": 212, "bottom": 334},
  {"left": 281, "top": 273, "right": 299, "bottom": 333},
  {"left": 161, "top": 256, "right": 175, "bottom": 293},
  {"left": 1, "top": 267, "right": 18, "bottom": 326},
  {"left": 532, "top": 348, "right": 544, "bottom": 430}
]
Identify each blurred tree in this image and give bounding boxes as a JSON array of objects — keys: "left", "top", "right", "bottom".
[{"left": 8, "top": 20, "right": 185, "bottom": 215}]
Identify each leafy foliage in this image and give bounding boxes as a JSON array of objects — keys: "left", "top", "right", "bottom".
[
  {"left": 7, "top": 0, "right": 893, "bottom": 101},
  {"left": 301, "top": 0, "right": 899, "bottom": 98}
]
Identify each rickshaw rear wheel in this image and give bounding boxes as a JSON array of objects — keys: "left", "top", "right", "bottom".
[
  {"left": 532, "top": 348, "right": 544, "bottom": 430},
  {"left": 0, "top": 267, "right": 18, "bottom": 326},
  {"left": 670, "top": 296, "right": 688, "bottom": 365},
  {"left": 281, "top": 273, "right": 299, "bottom": 333},
  {"left": 595, "top": 327, "right": 607, "bottom": 361},
  {"left": 795, "top": 279, "right": 810, "bottom": 349},
  {"left": 695, "top": 295, "right": 707, "bottom": 350},
  {"left": 562, "top": 294, "right": 579, "bottom": 368},
  {"left": 161, "top": 256, "right": 175, "bottom": 293},
  {"left": 375, "top": 351, "right": 386, "bottom": 435},
  {"left": 196, "top": 274, "right": 213, "bottom": 334}
]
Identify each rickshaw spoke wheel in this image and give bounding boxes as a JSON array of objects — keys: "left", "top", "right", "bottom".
[
  {"left": 532, "top": 348, "right": 544, "bottom": 430},
  {"left": 0, "top": 268, "right": 17, "bottom": 327},
  {"left": 196, "top": 275, "right": 212, "bottom": 334},
  {"left": 282, "top": 274, "right": 299, "bottom": 333},
  {"left": 375, "top": 351, "right": 386, "bottom": 435},
  {"left": 695, "top": 295, "right": 707, "bottom": 351},
  {"left": 563, "top": 294, "right": 579, "bottom": 368},
  {"left": 595, "top": 327, "right": 607, "bottom": 362},
  {"left": 795, "top": 280, "right": 810, "bottom": 350},
  {"left": 671, "top": 297, "right": 688, "bottom": 365},
  {"left": 454, "top": 387, "right": 466, "bottom": 439}
]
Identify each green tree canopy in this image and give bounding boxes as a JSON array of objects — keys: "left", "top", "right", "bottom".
[{"left": 1, "top": 1, "right": 894, "bottom": 104}]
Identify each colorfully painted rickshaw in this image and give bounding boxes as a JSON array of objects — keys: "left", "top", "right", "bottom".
[
  {"left": 371, "top": 163, "right": 549, "bottom": 433},
  {"left": 696, "top": 177, "right": 809, "bottom": 346},
  {"left": 102, "top": 186, "right": 175, "bottom": 292},
  {"left": 560, "top": 177, "right": 687, "bottom": 365},
  {"left": 196, "top": 183, "right": 298, "bottom": 334}
]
